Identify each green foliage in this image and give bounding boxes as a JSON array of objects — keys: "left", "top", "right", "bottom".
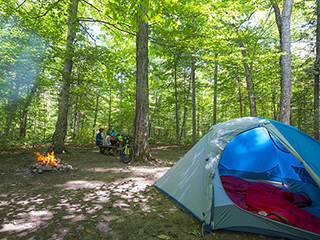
[{"left": 0, "top": 0, "right": 319, "bottom": 151}]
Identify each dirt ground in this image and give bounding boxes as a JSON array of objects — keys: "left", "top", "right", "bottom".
[{"left": 0, "top": 144, "right": 286, "bottom": 240}]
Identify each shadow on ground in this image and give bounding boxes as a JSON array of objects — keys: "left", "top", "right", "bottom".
[{"left": 0, "top": 144, "right": 285, "bottom": 240}]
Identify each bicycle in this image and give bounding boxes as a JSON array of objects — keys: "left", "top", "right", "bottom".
[
  {"left": 98, "top": 134, "right": 134, "bottom": 163},
  {"left": 118, "top": 134, "right": 134, "bottom": 164}
]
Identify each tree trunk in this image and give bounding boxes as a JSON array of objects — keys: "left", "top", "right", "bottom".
[
  {"left": 273, "top": 1, "right": 293, "bottom": 125},
  {"left": 51, "top": 0, "right": 79, "bottom": 153},
  {"left": 20, "top": 82, "right": 38, "bottom": 138},
  {"left": 157, "top": 91, "right": 163, "bottom": 137},
  {"left": 77, "top": 111, "right": 80, "bottom": 137},
  {"left": 80, "top": 112, "right": 85, "bottom": 137},
  {"left": 119, "top": 96, "right": 123, "bottom": 133},
  {"left": 180, "top": 75, "right": 191, "bottom": 140},
  {"left": 273, "top": 4, "right": 282, "bottom": 43},
  {"left": 245, "top": 65, "right": 257, "bottom": 117},
  {"left": 238, "top": 40, "right": 257, "bottom": 117},
  {"left": 73, "top": 98, "right": 78, "bottom": 138},
  {"left": 273, "top": 4, "right": 282, "bottom": 122},
  {"left": 150, "top": 66, "right": 163, "bottom": 138},
  {"left": 279, "top": 0, "right": 293, "bottom": 124},
  {"left": 134, "top": 9, "right": 151, "bottom": 161},
  {"left": 92, "top": 94, "right": 99, "bottom": 137},
  {"left": 43, "top": 113, "right": 47, "bottom": 141},
  {"left": 314, "top": 0, "right": 320, "bottom": 139},
  {"left": 149, "top": 86, "right": 158, "bottom": 138},
  {"left": 213, "top": 53, "right": 218, "bottom": 125},
  {"left": 20, "top": 94, "right": 28, "bottom": 138},
  {"left": 68, "top": 96, "right": 73, "bottom": 131},
  {"left": 236, "top": 75, "right": 243, "bottom": 117},
  {"left": 197, "top": 97, "right": 200, "bottom": 138},
  {"left": 108, "top": 89, "right": 112, "bottom": 125},
  {"left": 33, "top": 102, "right": 37, "bottom": 140},
  {"left": 191, "top": 59, "right": 197, "bottom": 145},
  {"left": 174, "top": 59, "right": 179, "bottom": 144}
]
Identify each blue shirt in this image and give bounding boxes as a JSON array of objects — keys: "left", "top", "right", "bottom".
[
  {"left": 107, "top": 129, "right": 115, "bottom": 137},
  {"left": 96, "top": 132, "right": 103, "bottom": 145}
]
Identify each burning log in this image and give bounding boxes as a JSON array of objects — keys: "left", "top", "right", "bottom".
[{"left": 31, "top": 151, "right": 74, "bottom": 173}]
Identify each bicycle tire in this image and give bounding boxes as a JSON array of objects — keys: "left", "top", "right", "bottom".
[{"left": 121, "top": 146, "right": 134, "bottom": 164}]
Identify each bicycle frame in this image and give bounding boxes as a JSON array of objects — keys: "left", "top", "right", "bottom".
[{"left": 120, "top": 135, "right": 134, "bottom": 164}]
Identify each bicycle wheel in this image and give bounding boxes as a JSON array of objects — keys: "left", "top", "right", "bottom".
[{"left": 121, "top": 145, "right": 134, "bottom": 164}]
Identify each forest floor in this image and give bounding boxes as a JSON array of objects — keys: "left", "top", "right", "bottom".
[{"left": 0, "top": 143, "right": 286, "bottom": 240}]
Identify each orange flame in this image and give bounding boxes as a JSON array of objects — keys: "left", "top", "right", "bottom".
[{"left": 34, "top": 151, "right": 59, "bottom": 167}]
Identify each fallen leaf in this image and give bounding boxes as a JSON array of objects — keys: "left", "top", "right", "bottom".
[
  {"left": 107, "top": 204, "right": 113, "bottom": 208},
  {"left": 86, "top": 229, "right": 91, "bottom": 233},
  {"left": 187, "top": 230, "right": 198, "bottom": 235},
  {"left": 158, "top": 235, "right": 170, "bottom": 240}
]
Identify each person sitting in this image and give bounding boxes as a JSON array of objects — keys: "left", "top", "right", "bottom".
[
  {"left": 107, "top": 124, "right": 116, "bottom": 137},
  {"left": 103, "top": 132, "right": 111, "bottom": 146},
  {"left": 96, "top": 128, "right": 104, "bottom": 146},
  {"left": 103, "top": 132, "right": 113, "bottom": 155}
]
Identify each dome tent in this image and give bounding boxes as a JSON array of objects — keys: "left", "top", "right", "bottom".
[{"left": 154, "top": 117, "right": 320, "bottom": 239}]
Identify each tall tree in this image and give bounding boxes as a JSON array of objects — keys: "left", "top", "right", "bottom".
[
  {"left": 314, "top": 0, "right": 320, "bottom": 140},
  {"left": 180, "top": 75, "right": 191, "bottom": 140},
  {"left": 236, "top": 75, "right": 243, "bottom": 117},
  {"left": 191, "top": 58, "right": 196, "bottom": 145},
  {"left": 20, "top": 82, "right": 39, "bottom": 138},
  {"left": 51, "top": 0, "right": 79, "bottom": 153},
  {"left": 273, "top": 0, "right": 293, "bottom": 124},
  {"left": 238, "top": 39, "right": 257, "bottom": 117},
  {"left": 233, "top": 8, "right": 274, "bottom": 117},
  {"left": 213, "top": 53, "right": 218, "bottom": 125},
  {"left": 134, "top": 3, "right": 151, "bottom": 161},
  {"left": 174, "top": 58, "right": 179, "bottom": 144}
]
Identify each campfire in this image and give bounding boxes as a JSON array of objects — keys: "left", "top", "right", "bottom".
[
  {"left": 35, "top": 151, "right": 60, "bottom": 166},
  {"left": 31, "top": 151, "right": 74, "bottom": 173}
]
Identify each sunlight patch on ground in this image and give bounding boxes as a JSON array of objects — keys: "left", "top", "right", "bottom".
[
  {"left": 0, "top": 209, "right": 53, "bottom": 233},
  {"left": 85, "top": 167, "right": 130, "bottom": 173},
  {"left": 140, "top": 202, "right": 151, "bottom": 212},
  {"left": 128, "top": 166, "right": 170, "bottom": 183},
  {"left": 90, "top": 190, "right": 111, "bottom": 204},
  {"left": 0, "top": 200, "right": 10, "bottom": 206},
  {"left": 129, "top": 166, "right": 170, "bottom": 174},
  {"left": 121, "top": 177, "right": 153, "bottom": 193},
  {"left": 97, "top": 215, "right": 119, "bottom": 233},
  {"left": 82, "top": 190, "right": 111, "bottom": 204},
  {"left": 113, "top": 199, "right": 130, "bottom": 210},
  {"left": 47, "top": 227, "right": 69, "bottom": 240},
  {"left": 62, "top": 214, "right": 76, "bottom": 220},
  {"left": 55, "top": 180, "right": 106, "bottom": 190},
  {"left": 97, "top": 221, "right": 111, "bottom": 233},
  {"left": 85, "top": 204, "right": 103, "bottom": 214},
  {"left": 0, "top": 165, "right": 173, "bottom": 237},
  {"left": 151, "top": 145, "right": 179, "bottom": 150}
]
